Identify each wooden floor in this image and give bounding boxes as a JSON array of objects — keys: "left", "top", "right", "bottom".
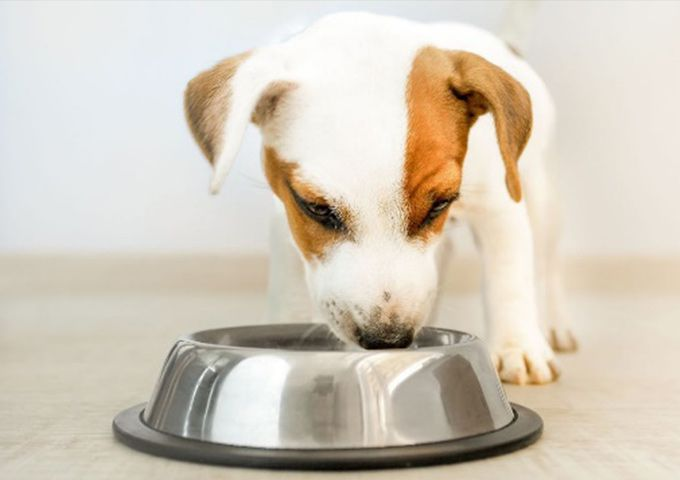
[{"left": 2, "top": 287, "right": 680, "bottom": 478}]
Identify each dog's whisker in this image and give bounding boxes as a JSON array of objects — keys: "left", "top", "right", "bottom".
[{"left": 237, "top": 172, "right": 269, "bottom": 190}]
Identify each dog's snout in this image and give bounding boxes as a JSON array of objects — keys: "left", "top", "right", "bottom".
[
  {"left": 357, "top": 324, "right": 414, "bottom": 349},
  {"left": 323, "top": 293, "right": 428, "bottom": 349}
]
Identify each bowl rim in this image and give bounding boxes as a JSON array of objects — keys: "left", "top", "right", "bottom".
[{"left": 177, "top": 323, "right": 481, "bottom": 355}]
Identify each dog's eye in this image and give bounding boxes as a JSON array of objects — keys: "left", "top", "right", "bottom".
[
  {"left": 306, "top": 203, "right": 331, "bottom": 217},
  {"left": 422, "top": 194, "right": 458, "bottom": 227},
  {"left": 289, "top": 185, "right": 346, "bottom": 232},
  {"left": 303, "top": 201, "right": 345, "bottom": 231}
]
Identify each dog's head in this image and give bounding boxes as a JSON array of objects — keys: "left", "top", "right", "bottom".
[{"left": 184, "top": 14, "right": 531, "bottom": 348}]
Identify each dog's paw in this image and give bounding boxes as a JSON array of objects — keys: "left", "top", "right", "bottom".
[
  {"left": 549, "top": 327, "right": 578, "bottom": 352},
  {"left": 491, "top": 336, "right": 560, "bottom": 385}
]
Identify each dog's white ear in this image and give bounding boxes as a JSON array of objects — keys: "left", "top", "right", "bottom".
[
  {"left": 448, "top": 51, "right": 532, "bottom": 202},
  {"left": 184, "top": 50, "right": 294, "bottom": 194}
]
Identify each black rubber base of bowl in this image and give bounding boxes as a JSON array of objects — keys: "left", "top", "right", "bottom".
[{"left": 113, "top": 403, "right": 542, "bottom": 470}]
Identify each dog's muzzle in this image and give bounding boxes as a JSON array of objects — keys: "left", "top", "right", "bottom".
[{"left": 356, "top": 323, "right": 415, "bottom": 349}]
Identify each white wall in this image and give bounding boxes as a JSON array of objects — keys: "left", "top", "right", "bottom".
[{"left": 1, "top": 1, "right": 678, "bottom": 255}]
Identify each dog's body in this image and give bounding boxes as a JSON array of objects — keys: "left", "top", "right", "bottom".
[{"left": 185, "top": 12, "right": 576, "bottom": 384}]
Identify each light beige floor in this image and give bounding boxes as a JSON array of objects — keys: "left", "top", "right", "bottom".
[{"left": 1, "top": 289, "right": 680, "bottom": 479}]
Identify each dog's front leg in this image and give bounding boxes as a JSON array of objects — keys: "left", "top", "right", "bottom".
[
  {"left": 468, "top": 200, "right": 559, "bottom": 385},
  {"left": 265, "top": 204, "right": 313, "bottom": 324}
]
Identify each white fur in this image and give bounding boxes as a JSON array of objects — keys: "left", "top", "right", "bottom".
[{"left": 208, "top": 12, "right": 572, "bottom": 383}]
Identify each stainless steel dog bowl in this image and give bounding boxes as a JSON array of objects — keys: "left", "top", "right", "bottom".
[{"left": 113, "top": 323, "right": 542, "bottom": 469}]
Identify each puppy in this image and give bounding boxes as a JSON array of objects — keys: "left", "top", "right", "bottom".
[{"left": 184, "top": 12, "right": 577, "bottom": 384}]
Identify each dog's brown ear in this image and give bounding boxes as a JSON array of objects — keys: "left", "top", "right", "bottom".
[
  {"left": 184, "top": 51, "right": 295, "bottom": 193},
  {"left": 447, "top": 51, "right": 532, "bottom": 202},
  {"left": 185, "top": 52, "right": 251, "bottom": 166}
]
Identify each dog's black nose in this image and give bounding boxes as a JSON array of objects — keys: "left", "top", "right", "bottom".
[{"left": 357, "top": 326, "right": 414, "bottom": 349}]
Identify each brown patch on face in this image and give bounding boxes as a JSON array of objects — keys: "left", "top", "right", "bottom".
[
  {"left": 184, "top": 51, "right": 251, "bottom": 165},
  {"left": 263, "top": 147, "right": 351, "bottom": 261},
  {"left": 251, "top": 81, "right": 298, "bottom": 126},
  {"left": 403, "top": 47, "right": 533, "bottom": 237},
  {"left": 404, "top": 48, "right": 469, "bottom": 241}
]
